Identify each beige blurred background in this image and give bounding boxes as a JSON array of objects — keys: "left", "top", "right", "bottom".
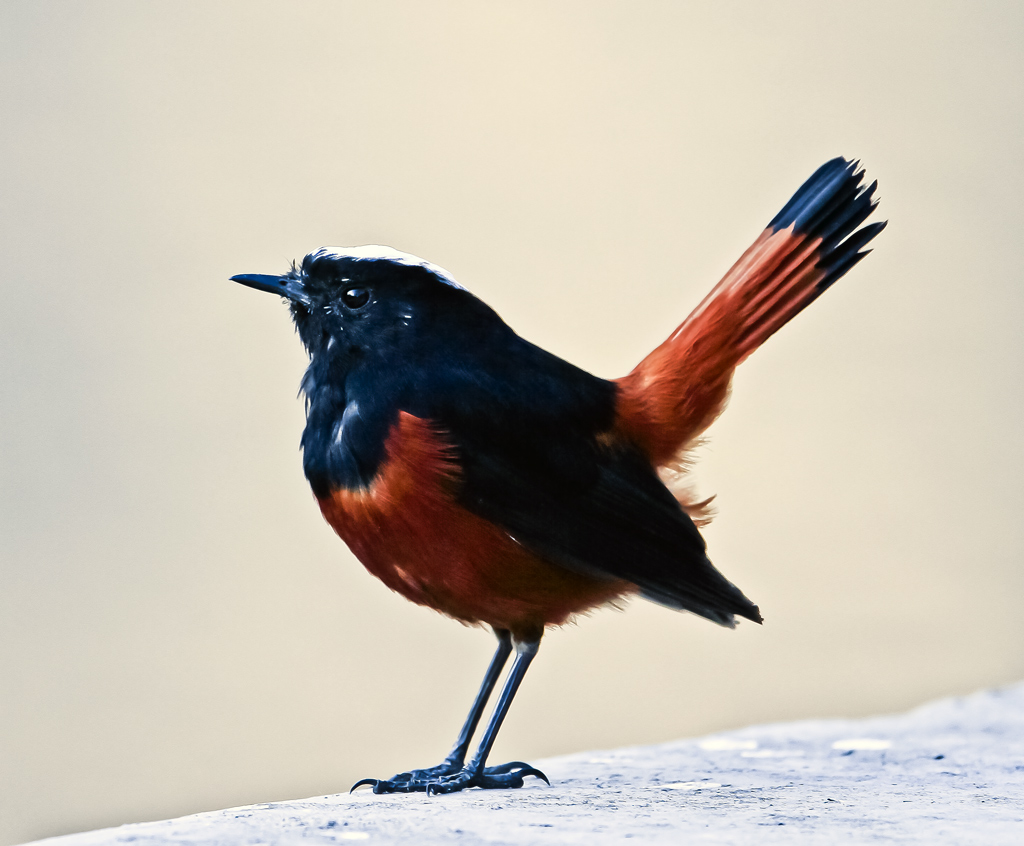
[{"left": 1, "top": 1, "right": 1022, "bottom": 843}]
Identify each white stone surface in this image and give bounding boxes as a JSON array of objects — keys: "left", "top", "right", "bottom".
[{"left": 28, "top": 684, "right": 1024, "bottom": 845}]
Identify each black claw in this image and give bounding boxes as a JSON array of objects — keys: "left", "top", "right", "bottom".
[
  {"left": 519, "top": 767, "right": 550, "bottom": 785},
  {"left": 350, "top": 778, "right": 380, "bottom": 793}
]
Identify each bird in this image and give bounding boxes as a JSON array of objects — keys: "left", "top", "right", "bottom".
[{"left": 231, "top": 157, "right": 884, "bottom": 796}]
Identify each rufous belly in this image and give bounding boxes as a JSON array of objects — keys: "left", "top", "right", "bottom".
[{"left": 316, "top": 412, "right": 631, "bottom": 641}]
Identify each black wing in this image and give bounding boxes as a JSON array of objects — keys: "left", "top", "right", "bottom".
[{"left": 419, "top": 337, "right": 762, "bottom": 628}]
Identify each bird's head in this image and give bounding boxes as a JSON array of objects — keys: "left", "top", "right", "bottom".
[{"left": 232, "top": 246, "right": 486, "bottom": 360}]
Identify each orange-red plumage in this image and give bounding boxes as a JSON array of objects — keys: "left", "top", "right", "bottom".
[
  {"left": 615, "top": 227, "right": 832, "bottom": 469},
  {"left": 316, "top": 412, "right": 630, "bottom": 640}
]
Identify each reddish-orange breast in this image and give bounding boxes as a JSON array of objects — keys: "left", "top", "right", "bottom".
[{"left": 316, "top": 412, "right": 631, "bottom": 640}]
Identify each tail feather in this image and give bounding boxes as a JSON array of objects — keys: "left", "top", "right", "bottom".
[{"left": 616, "top": 157, "right": 885, "bottom": 467}]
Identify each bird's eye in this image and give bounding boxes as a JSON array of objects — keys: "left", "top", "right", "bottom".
[{"left": 341, "top": 287, "right": 370, "bottom": 309}]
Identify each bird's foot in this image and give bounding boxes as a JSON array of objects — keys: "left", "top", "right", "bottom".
[
  {"left": 351, "top": 760, "right": 548, "bottom": 795},
  {"left": 351, "top": 760, "right": 460, "bottom": 794},
  {"left": 425, "top": 760, "right": 548, "bottom": 795}
]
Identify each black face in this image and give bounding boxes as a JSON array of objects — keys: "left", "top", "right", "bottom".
[
  {"left": 233, "top": 248, "right": 492, "bottom": 364},
  {"left": 290, "top": 251, "right": 460, "bottom": 360}
]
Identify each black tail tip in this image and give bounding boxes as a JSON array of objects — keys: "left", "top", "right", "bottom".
[
  {"left": 767, "top": 157, "right": 886, "bottom": 291},
  {"left": 818, "top": 218, "right": 888, "bottom": 291},
  {"left": 769, "top": 157, "right": 859, "bottom": 234}
]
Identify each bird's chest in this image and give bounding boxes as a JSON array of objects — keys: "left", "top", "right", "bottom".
[
  {"left": 313, "top": 412, "right": 511, "bottom": 616},
  {"left": 312, "top": 412, "right": 625, "bottom": 634}
]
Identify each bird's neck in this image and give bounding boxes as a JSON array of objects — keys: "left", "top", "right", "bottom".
[{"left": 299, "top": 347, "right": 396, "bottom": 497}]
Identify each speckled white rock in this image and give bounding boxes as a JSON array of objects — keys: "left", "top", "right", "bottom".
[{"left": 27, "top": 684, "right": 1024, "bottom": 845}]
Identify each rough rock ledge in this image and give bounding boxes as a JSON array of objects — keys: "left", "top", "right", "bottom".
[{"left": 28, "top": 683, "right": 1024, "bottom": 845}]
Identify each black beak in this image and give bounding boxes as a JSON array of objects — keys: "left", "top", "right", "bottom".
[{"left": 230, "top": 273, "right": 311, "bottom": 306}]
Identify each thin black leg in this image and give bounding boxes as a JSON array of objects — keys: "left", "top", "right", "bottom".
[
  {"left": 351, "top": 628, "right": 516, "bottom": 794},
  {"left": 439, "top": 628, "right": 513, "bottom": 768},
  {"left": 424, "top": 637, "right": 548, "bottom": 795}
]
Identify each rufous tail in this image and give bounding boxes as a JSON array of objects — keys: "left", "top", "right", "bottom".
[{"left": 616, "top": 157, "right": 885, "bottom": 467}]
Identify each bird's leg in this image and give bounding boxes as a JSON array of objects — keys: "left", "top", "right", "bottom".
[
  {"left": 423, "top": 636, "right": 549, "bottom": 795},
  {"left": 351, "top": 628, "right": 515, "bottom": 794}
]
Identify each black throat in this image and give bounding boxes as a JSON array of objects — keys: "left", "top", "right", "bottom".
[{"left": 299, "top": 342, "right": 398, "bottom": 498}]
